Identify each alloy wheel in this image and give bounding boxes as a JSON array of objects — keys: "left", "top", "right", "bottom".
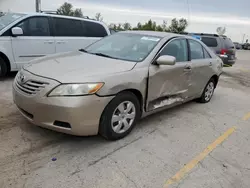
[
  {"left": 204, "top": 82, "right": 214, "bottom": 101},
  {"left": 111, "top": 101, "right": 136, "bottom": 134}
]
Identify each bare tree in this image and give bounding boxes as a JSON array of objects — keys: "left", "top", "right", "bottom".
[{"left": 95, "top": 13, "right": 103, "bottom": 22}]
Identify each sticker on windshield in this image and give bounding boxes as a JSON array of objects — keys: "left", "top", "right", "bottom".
[{"left": 141, "top": 36, "right": 160, "bottom": 42}]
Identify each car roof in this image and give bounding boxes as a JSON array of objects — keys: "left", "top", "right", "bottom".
[
  {"left": 119, "top": 30, "right": 182, "bottom": 38},
  {"left": 183, "top": 32, "right": 231, "bottom": 39},
  {"left": 10, "top": 12, "right": 103, "bottom": 24}
]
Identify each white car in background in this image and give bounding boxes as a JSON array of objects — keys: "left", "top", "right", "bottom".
[{"left": 0, "top": 12, "right": 110, "bottom": 77}]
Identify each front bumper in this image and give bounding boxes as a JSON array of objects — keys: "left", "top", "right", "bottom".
[{"left": 13, "top": 71, "right": 114, "bottom": 136}]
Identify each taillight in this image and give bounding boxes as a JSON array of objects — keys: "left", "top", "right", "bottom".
[{"left": 220, "top": 49, "right": 228, "bottom": 55}]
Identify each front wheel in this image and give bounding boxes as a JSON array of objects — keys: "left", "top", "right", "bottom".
[
  {"left": 99, "top": 92, "right": 140, "bottom": 140},
  {"left": 197, "top": 79, "right": 215, "bottom": 103}
]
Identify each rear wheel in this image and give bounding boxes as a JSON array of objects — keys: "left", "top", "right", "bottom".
[
  {"left": 197, "top": 79, "right": 215, "bottom": 103},
  {"left": 99, "top": 92, "right": 140, "bottom": 140},
  {"left": 0, "top": 57, "right": 8, "bottom": 78}
]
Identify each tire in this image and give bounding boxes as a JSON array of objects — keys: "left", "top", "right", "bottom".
[
  {"left": 0, "top": 57, "right": 8, "bottom": 78},
  {"left": 197, "top": 79, "right": 215, "bottom": 103},
  {"left": 99, "top": 91, "right": 141, "bottom": 140}
]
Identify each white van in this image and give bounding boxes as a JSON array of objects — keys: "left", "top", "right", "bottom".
[{"left": 0, "top": 12, "right": 111, "bottom": 77}]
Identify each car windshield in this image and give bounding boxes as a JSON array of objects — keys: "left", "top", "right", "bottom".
[
  {"left": 0, "top": 13, "right": 26, "bottom": 31},
  {"left": 85, "top": 33, "right": 162, "bottom": 62}
]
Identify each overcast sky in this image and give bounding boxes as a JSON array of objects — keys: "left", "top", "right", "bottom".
[{"left": 1, "top": 0, "right": 249, "bottom": 42}]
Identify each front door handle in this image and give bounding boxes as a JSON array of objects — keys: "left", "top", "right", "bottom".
[
  {"left": 184, "top": 65, "right": 192, "bottom": 72},
  {"left": 56, "top": 41, "right": 66, "bottom": 44},
  {"left": 209, "top": 62, "right": 212, "bottom": 66}
]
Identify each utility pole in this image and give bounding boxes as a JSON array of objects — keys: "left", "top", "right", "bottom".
[
  {"left": 186, "top": 0, "right": 191, "bottom": 23},
  {"left": 35, "top": 0, "right": 41, "bottom": 12}
]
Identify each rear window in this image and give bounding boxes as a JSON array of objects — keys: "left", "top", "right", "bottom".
[
  {"left": 223, "top": 37, "right": 235, "bottom": 48},
  {"left": 83, "top": 21, "right": 108, "bottom": 37},
  {"left": 201, "top": 37, "right": 218, "bottom": 47}
]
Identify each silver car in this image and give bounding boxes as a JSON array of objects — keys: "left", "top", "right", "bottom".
[{"left": 13, "top": 31, "right": 223, "bottom": 140}]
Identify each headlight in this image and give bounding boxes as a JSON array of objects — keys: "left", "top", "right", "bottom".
[{"left": 48, "top": 83, "right": 104, "bottom": 97}]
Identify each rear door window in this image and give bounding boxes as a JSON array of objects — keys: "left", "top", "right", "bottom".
[
  {"left": 201, "top": 37, "right": 218, "bottom": 47},
  {"left": 203, "top": 48, "right": 212, "bottom": 58},
  {"left": 53, "top": 18, "right": 84, "bottom": 37},
  {"left": 188, "top": 39, "right": 204, "bottom": 60},
  {"left": 83, "top": 21, "right": 108, "bottom": 37}
]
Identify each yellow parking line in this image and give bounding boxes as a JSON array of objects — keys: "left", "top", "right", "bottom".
[
  {"left": 164, "top": 127, "right": 236, "bottom": 188},
  {"left": 243, "top": 112, "right": 250, "bottom": 121}
]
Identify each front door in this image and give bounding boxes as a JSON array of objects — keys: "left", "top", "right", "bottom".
[
  {"left": 147, "top": 38, "right": 192, "bottom": 111},
  {"left": 11, "top": 16, "right": 55, "bottom": 69}
]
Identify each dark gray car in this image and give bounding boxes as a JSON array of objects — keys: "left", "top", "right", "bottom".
[
  {"left": 186, "top": 33, "right": 236, "bottom": 66},
  {"left": 242, "top": 43, "right": 250, "bottom": 50}
]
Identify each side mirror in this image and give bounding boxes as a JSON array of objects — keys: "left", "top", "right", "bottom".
[
  {"left": 11, "top": 27, "right": 23, "bottom": 36},
  {"left": 156, "top": 55, "right": 176, "bottom": 66}
]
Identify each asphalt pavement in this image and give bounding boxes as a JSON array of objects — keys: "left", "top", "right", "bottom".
[{"left": 0, "top": 50, "right": 250, "bottom": 188}]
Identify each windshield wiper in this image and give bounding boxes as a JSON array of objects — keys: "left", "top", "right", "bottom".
[
  {"left": 90, "top": 52, "right": 118, "bottom": 59},
  {"left": 79, "top": 49, "right": 88, "bottom": 53}
]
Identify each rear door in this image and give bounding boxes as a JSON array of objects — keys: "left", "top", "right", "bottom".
[
  {"left": 187, "top": 39, "right": 214, "bottom": 96},
  {"left": 53, "top": 17, "right": 87, "bottom": 53},
  {"left": 53, "top": 17, "right": 108, "bottom": 53}
]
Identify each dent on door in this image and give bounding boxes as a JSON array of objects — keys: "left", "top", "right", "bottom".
[{"left": 146, "top": 64, "right": 191, "bottom": 111}]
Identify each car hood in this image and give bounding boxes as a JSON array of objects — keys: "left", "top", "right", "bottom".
[{"left": 24, "top": 51, "right": 136, "bottom": 83}]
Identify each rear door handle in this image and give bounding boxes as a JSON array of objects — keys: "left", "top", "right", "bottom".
[
  {"left": 209, "top": 62, "right": 212, "bottom": 66},
  {"left": 44, "top": 41, "right": 54, "bottom": 44}
]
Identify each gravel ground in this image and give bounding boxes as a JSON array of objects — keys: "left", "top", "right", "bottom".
[{"left": 1, "top": 50, "right": 250, "bottom": 188}]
